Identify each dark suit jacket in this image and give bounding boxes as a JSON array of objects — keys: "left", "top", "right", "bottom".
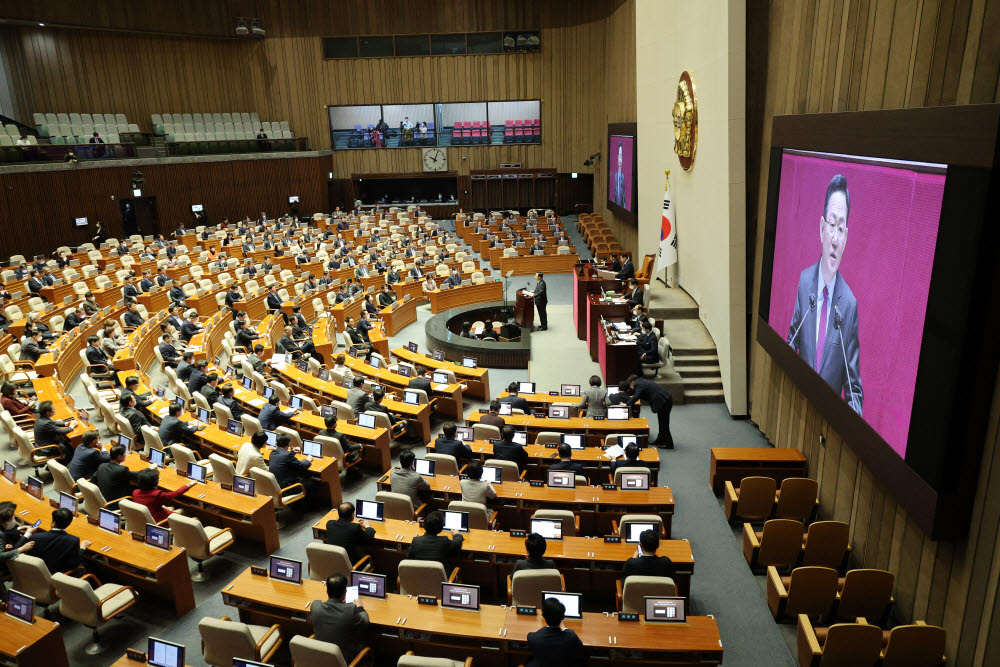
[
  {"left": 159, "top": 415, "right": 197, "bottom": 446},
  {"left": 123, "top": 284, "right": 139, "bottom": 299},
  {"left": 623, "top": 554, "right": 673, "bottom": 579},
  {"left": 610, "top": 458, "right": 651, "bottom": 474},
  {"left": 616, "top": 259, "right": 635, "bottom": 281},
  {"left": 124, "top": 310, "right": 144, "bottom": 328},
  {"left": 268, "top": 447, "right": 311, "bottom": 489},
  {"left": 139, "top": 278, "right": 154, "bottom": 292},
  {"left": 493, "top": 441, "right": 528, "bottom": 469},
  {"left": 199, "top": 384, "right": 220, "bottom": 405},
  {"left": 309, "top": 599, "right": 369, "bottom": 663},
  {"left": 550, "top": 460, "right": 585, "bottom": 475},
  {"left": 325, "top": 518, "right": 375, "bottom": 563},
  {"left": 406, "top": 532, "right": 463, "bottom": 566},
  {"left": 180, "top": 320, "right": 202, "bottom": 343},
  {"left": 122, "top": 407, "right": 150, "bottom": 441},
  {"left": 187, "top": 369, "right": 208, "bottom": 395},
  {"left": 499, "top": 395, "right": 530, "bottom": 412},
  {"left": 637, "top": 332, "right": 658, "bottom": 361},
  {"left": 625, "top": 378, "right": 671, "bottom": 413},
  {"left": 68, "top": 446, "right": 110, "bottom": 480},
  {"left": 259, "top": 404, "right": 293, "bottom": 431},
  {"left": 33, "top": 416, "right": 72, "bottom": 449},
  {"left": 266, "top": 293, "right": 283, "bottom": 311},
  {"left": 158, "top": 342, "right": 179, "bottom": 362},
  {"left": 93, "top": 461, "right": 138, "bottom": 501},
  {"left": 85, "top": 344, "right": 110, "bottom": 368},
  {"left": 788, "top": 262, "right": 863, "bottom": 414},
  {"left": 27, "top": 277, "right": 43, "bottom": 294},
  {"left": 534, "top": 278, "right": 547, "bottom": 305},
  {"left": 22, "top": 529, "right": 83, "bottom": 573},
  {"left": 526, "top": 625, "right": 584, "bottom": 667},
  {"left": 434, "top": 437, "right": 473, "bottom": 461},
  {"left": 512, "top": 556, "right": 557, "bottom": 574}
]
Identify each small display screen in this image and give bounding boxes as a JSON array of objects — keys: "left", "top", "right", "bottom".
[
  {"left": 620, "top": 472, "right": 650, "bottom": 490},
  {"left": 562, "top": 434, "right": 584, "bottom": 449},
  {"left": 302, "top": 440, "right": 322, "bottom": 458},
  {"left": 147, "top": 637, "right": 184, "bottom": 667},
  {"left": 498, "top": 403, "right": 512, "bottom": 416},
  {"left": 408, "top": 342, "right": 418, "bottom": 352},
  {"left": 187, "top": 462, "right": 207, "bottom": 483},
  {"left": 269, "top": 556, "right": 303, "bottom": 584},
  {"left": 644, "top": 596, "right": 686, "bottom": 623},
  {"left": 357, "top": 414, "right": 377, "bottom": 429},
  {"left": 415, "top": 458, "right": 436, "bottom": 477},
  {"left": 442, "top": 510, "right": 469, "bottom": 533},
  {"left": 233, "top": 475, "right": 255, "bottom": 497},
  {"left": 543, "top": 591, "right": 582, "bottom": 619},
  {"left": 626, "top": 522, "right": 657, "bottom": 543},
  {"left": 512, "top": 431, "right": 526, "bottom": 445},
  {"left": 561, "top": 384, "right": 581, "bottom": 396},
  {"left": 191, "top": 204, "right": 204, "bottom": 212},
  {"left": 441, "top": 582, "right": 480, "bottom": 611},
  {"left": 530, "top": 518, "right": 563, "bottom": 540},
  {"left": 455, "top": 426, "right": 473, "bottom": 441},
  {"left": 607, "top": 406, "right": 630, "bottom": 420},
  {"left": 98, "top": 508, "right": 121, "bottom": 534},
  {"left": 357, "top": 499, "right": 384, "bottom": 522},
  {"left": 58, "top": 491, "right": 78, "bottom": 514},
  {"left": 548, "top": 405, "right": 570, "bottom": 419},
  {"left": 432, "top": 372, "right": 449, "bottom": 384},
  {"left": 481, "top": 466, "right": 502, "bottom": 483},
  {"left": 227, "top": 419, "right": 243, "bottom": 436},
  {"left": 74, "top": 216, "right": 89, "bottom": 227},
  {"left": 403, "top": 390, "right": 420, "bottom": 405},
  {"left": 547, "top": 470, "right": 576, "bottom": 488},
  {"left": 518, "top": 382, "right": 535, "bottom": 394},
  {"left": 5, "top": 590, "right": 34, "bottom": 623},
  {"left": 433, "top": 351, "right": 445, "bottom": 361},
  {"left": 146, "top": 524, "right": 171, "bottom": 550},
  {"left": 462, "top": 357, "right": 477, "bottom": 368},
  {"left": 149, "top": 448, "right": 166, "bottom": 468},
  {"left": 352, "top": 571, "right": 386, "bottom": 598},
  {"left": 618, "top": 435, "right": 638, "bottom": 447}
]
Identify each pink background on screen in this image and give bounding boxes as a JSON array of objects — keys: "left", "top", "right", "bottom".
[
  {"left": 767, "top": 152, "right": 945, "bottom": 459},
  {"left": 609, "top": 136, "right": 634, "bottom": 211}
]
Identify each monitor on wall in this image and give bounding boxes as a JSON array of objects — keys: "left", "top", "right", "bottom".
[
  {"left": 607, "top": 122, "right": 637, "bottom": 224},
  {"left": 757, "top": 105, "right": 1000, "bottom": 539}
]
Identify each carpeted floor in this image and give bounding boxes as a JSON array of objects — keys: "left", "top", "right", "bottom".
[{"left": 2, "top": 215, "right": 795, "bottom": 666}]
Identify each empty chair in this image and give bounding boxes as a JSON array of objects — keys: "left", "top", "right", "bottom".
[
  {"left": 774, "top": 477, "right": 819, "bottom": 523},
  {"left": 426, "top": 453, "right": 461, "bottom": 476},
  {"left": 290, "top": 634, "right": 371, "bottom": 667},
  {"left": 834, "top": 568, "right": 894, "bottom": 623},
  {"left": 376, "top": 490, "right": 425, "bottom": 520},
  {"left": 118, "top": 499, "right": 163, "bottom": 535},
  {"left": 397, "top": 559, "right": 458, "bottom": 597},
  {"left": 484, "top": 458, "right": 523, "bottom": 483},
  {"left": 880, "top": 621, "right": 947, "bottom": 667},
  {"left": 8, "top": 555, "right": 60, "bottom": 615},
  {"left": 250, "top": 468, "right": 306, "bottom": 511},
  {"left": 617, "top": 575, "right": 676, "bottom": 613},
  {"left": 797, "top": 616, "right": 884, "bottom": 667},
  {"left": 766, "top": 565, "right": 839, "bottom": 621},
  {"left": 743, "top": 518, "right": 804, "bottom": 571},
  {"left": 398, "top": 653, "right": 471, "bottom": 667},
  {"left": 198, "top": 616, "right": 283, "bottom": 665},
  {"left": 168, "top": 514, "right": 234, "bottom": 581},
  {"left": 169, "top": 443, "right": 211, "bottom": 476},
  {"left": 724, "top": 476, "right": 777, "bottom": 523},
  {"left": 51, "top": 572, "right": 138, "bottom": 654},
  {"left": 47, "top": 460, "right": 82, "bottom": 500},
  {"left": 208, "top": 453, "right": 236, "bottom": 486},
  {"left": 306, "top": 542, "right": 371, "bottom": 581},
  {"left": 531, "top": 509, "right": 578, "bottom": 537},
  {"left": 800, "top": 520, "right": 850, "bottom": 571},
  {"left": 447, "top": 500, "right": 495, "bottom": 530},
  {"left": 472, "top": 423, "right": 500, "bottom": 441},
  {"left": 508, "top": 568, "right": 564, "bottom": 607}
]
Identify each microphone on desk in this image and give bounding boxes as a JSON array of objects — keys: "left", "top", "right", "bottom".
[
  {"left": 833, "top": 305, "right": 858, "bottom": 411},
  {"left": 787, "top": 295, "right": 816, "bottom": 346}
]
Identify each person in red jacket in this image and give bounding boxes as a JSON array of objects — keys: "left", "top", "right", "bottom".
[
  {"left": 0, "top": 381, "right": 35, "bottom": 418},
  {"left": 131, "top": 467, "right": 193, "bottom": 523}
]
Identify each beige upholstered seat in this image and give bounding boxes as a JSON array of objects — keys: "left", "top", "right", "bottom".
[
  {"left": 168, "top": 513, "right": 234, "bottom": 581},
  {"left": 209, "top": 453, "right": 236, "bottom": 486},
  {"left": 618, "top": 575, "right": 676, "bottom": 613},
  {"left": 306, "top": 542, "right": 372, "bottom": 581},
  {"left": 484, "top": 458, "right": 522, "bottom": 482},
  {"left": 51, "top": 572, "right": 138, "bottom": 654},
  {"left": 397, "top": 559, "right": 458, "bottom": 597},
  {"left": 119, "top": 498, "right": 162, "bottom": 534},
  {"left": 508, "top": 568, "right": 564, "bottom": 607},
  {"left": 448, "top": 500, "right": 495, "bottom": 530},
  {"left": 376, "top": 490, "right": 423, "bottom": 520},
  {"left": 472, "top": 424, "right": 500, "bottom": 441},
  {"left": 398, "top": 653, "right": 471, "bottom": 667},
  {"left": 251, "top": 468, "right": 306, "bottom": 509},
  {"left": 290, "top": 635, "right": 371, "bottom": 667},
  {"left": 426, "top": 453, "right": 460, "bottom": 476},
  {"left": 8, "top": 554, "right": 59, "bottom": 609},
  {"left": 531, "top": 509, "right": 578, "bottom": 537},
  {"left": 198, "top": 616, "right": 283, "bottom": 666}
]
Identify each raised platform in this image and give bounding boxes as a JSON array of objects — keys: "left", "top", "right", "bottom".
[{"left": 425, "top": 301, "right": 531, "bottom": 368}]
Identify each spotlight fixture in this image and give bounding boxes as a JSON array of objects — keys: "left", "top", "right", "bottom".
[{"left": 583, "top": 152, "right": 601, "bottom": 167}]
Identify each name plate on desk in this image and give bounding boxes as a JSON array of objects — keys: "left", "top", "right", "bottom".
[
  {"left": 602, "top": 483, "right": 617, "bottom": 490},
  {"left": 220, "top": 483, "right": 233, "bottom": 491},
  {"left": 125, "top": 648, "right": 147, "bottom": 662},
  {"left": 130, "top": 532, "right": 145, "bottom": 542},
  {"left": 516, "top": 606, "right": 537, "bottom": 615},
  {"left": 250, "top": 566, "right": 268, "bottom": 577},
  {"left": 603, "top": 536, "right": 622, "bottom": 543},
  {"left": 544, "top": 443, "right": 558, "bottom": 449},
  {"left": 548, "top": 391, "right": 559, "bottom": 396},
  {"left": 592, "top": 415, "right": 606, "bottom": 420},
  {"left": 417, "top": 596, "right": 438, "bottom": 606},
  {"left": 618, "top": 612, "right": 640, "bottom": 622},
  {"left": 529, "top": 481, "right": 544, "bottom": 487},
  {"left": 509, "top": 529, "right": 527, "bottom": 538}
]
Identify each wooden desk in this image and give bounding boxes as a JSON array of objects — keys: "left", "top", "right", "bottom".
[
  {"left": 376, "top": 471, "right": 673, "bottom": 536},
  {"left": 220, "top": 568, "right": 722, "bottom": 665},
  {"left": 0, "top": 478, "right": 195, "bottom": 617},
  {"left": 0, "top": 612, "right": 68, "bottom": 667},
  {"left": 109, "top": 656, "right": 191, "bottom": 667},
  {"left": 390, "top": 347, "right": 490, "bottom": 400},
  {"left": 498, "top": 252, "right": 580, "bottom": 277},
  {"left": 574, "top": 267, "right": 620, "bottom": 340},
  {"left": 312, "top": 510, "right": 692, "bottom": 599},
  {"left": 123, "top": 453, "right": 280, "bottom": 554},
  {"left": 337, "top": 354, "right": 465, "bottom": 420},
  {"left": 465, "top": 411, "right": 649, "bottom": 448},
  {"left": 709, "top": 447, "right": 809, "bottom": 494},
  {"left": 31, "top": 376, "right": 98, "bottom": 446},
  {"left": 381, "top": 295, "right": 420, "bottom": 336},
  {"left": 427, "top": 281, "right": 503, "bottom": 314},
  {"left": 599, "top": 318, "right": 640, "bottom": 388},
  {"left": 587, "top": 294, "right": 629, "bottom": 361}
]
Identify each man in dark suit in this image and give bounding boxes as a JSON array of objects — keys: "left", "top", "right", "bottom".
[
  {"left": 235, "top": 321, "right": 259, "bottom": 350},
  {"left": 186, "top": 360, "right": 209, "bottom": 395},
  {"left": 492, "top": 425, "right": 529, "bottom": 470},
  {"left": 532, "top": 272, "right": 548, "bottom": 330},
  {"left": 407, "top": 265, "right": 423, "bottom": 280},
  {"left": 259, "top": 394, "right": 297, "bottom": 431},
  {"left": 93, "top": 445, "right": 138, "bottom": 503},
  {"left": 616, "top": 255, "right": 635, "bottom": 282},
  {"left": 68, "top": 431, "right": 109, "bottom": 480},
  {"left": 218, "top": 385, "right": 243, "bottom": 422},
  {"left": 119, "top": 394, "right": 151, "bottom": 445},
  {"left": 787, "top": 173, "right": 863, "bottom": 415},
  {"left": 433, "top": 423, "right": 473, "bottom": 462},
  {"left": 612, "top": 143, "right": 627, "bottom": 207},
  {"left": 199, "top": 373, "right": 221, "bottom": 406},
  {"left": 167, "top": 281, "right": 186, "bottom": 306},
  {"left": 625, "top": 279, "right": 644, "bottom": 310},
  {"left": 265, "top": 284, "right": 283, "bottom": 312},
  {"left": 624, "top": 374, "right": 674, "bottom": 449},
  {"left": 377, "top": 284, "right": 397, "bottom": 307},
  {"left": 19, "top": 329, "right": 45, "bottom": 363},
  {"left": 64, "top": 307, "right": 87, "bottom": 331},
  {"left": 512, "top": 532, "right": 557, "bottom": 574},
  {"left": 268, "top": 434, "right": 313, "bottom": 491},
  {"left": 156, "top": 268, "right": 171, "bottom": 287},
  {"left": 27, "top": 269, "right": 44, "bottom": 295},
  {"left": 158, "top": 333, "right": 179, "bottom": 368},
  {"left": 224, "top": 284, "right": 243, "bottom": 317},
  {"left": 175, "top": 351, "right": 195, "bottom": 382},
  {"left": 309, "top": 573, "right": 369, "bottom": 663},
  {"left": 549, "top": 443, "right": 585, "bottom": 476},
  {"left": 180, "top": 312, "right": 203, "bottom": 344},
  {"left": 325, "top": 502, "right": 376, "bottom": 563},
  {"left": 526, "top": 598, "right": 584, "bottom": 667},
  {"left": 636, "top": 321, "right": 659, "bottom": 367},
  {"left": 122, "top": 275, "right": 139, "bottom": 300},
  {"left": 33, "top": 400, "right": 75, "bottom": 461},
  {"left": 623, "top": 529, "right": 673, "bottom": 580},
  {"left": 139, "top": 270, "right": 155, "bottom": 293},
  {"left": 610, "top": 443, "right": 651, "bottom": 474},
  {"left": 159, "top": 402, "right": 204, "bottom": 447},
  {"left": 165, "top": 304, "right": 185, "bottom": 332},
  {"left": 362, "top": 387, "right": 397, "bottom": 426},
  {"left": 18, "top": 509, "right": 92, "bottom": 573},
  {"left": 499, "top": 383, "right": 530, "bottom": 413},
  {"left": 406, "top": 510, "right": 463, "bottom": 567},
  {"left": 443, "top": 270, "right": 462, "bottom": 289},
  {"left": 123, "top": 302, "right": 144, "bottom": 328}
]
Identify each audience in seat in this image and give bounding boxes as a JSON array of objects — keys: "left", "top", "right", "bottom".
[
  {"left": 549, "top": 443, "right": 585, "bottom": 476},
  {"left": 132, "top": 467, "right": 193, "bottom": 523},
  {"left": 527, "top": 597, "right": 584, "bottom": 667},
  {"left": 492, "top": 425, "right": 529, "bottom": 469},
  {"left": 610, "top": 443, "right": 650, "bottom": 474},
  {"left": 268, "top": 434, "right": 315, "bottom": 499},
  {"left": 309, "top": 573, "right": 370, "bottom": 664},
  {"left": 93, "top": 444, "right": 137, "bottom": 502},
  {"left": 406, "top": 510, "right": 463, "bottom": 567},
  {"left": 68, "top": 431, "right": 110, "bottom": 481},
  {"left": 513, "top": 532, "right": 557, "bottom": 574},
  {"left": 391, "top": 450, "right": 432, "bottom": 508},
  {"left": 325, "top": 502, "right": 376, "bottom": 564},
  {"left": 237, "top": 431, "right": 268, "bottom": 477},
  {"left": 460, "top": 461, "right": 496, "bottom": 506},
  {"left": 623, "top": 529, "right": 674, "bottom": 579},
  {"left": 16, "top": 508, "right": 92, "bottom": 574},
  {"left": 480, "top": 400, "right": 506, "bottom": 428},
  {"left": 434, "top": 422, "right": 473, "bottom": 462}
]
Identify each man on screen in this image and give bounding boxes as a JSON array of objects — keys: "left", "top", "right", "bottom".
[
  {"left": 788, "top": 174, "right": 863, "bottom": 415},
  {"left": 612, "top": 142, "right": 626, "bottom": 207}
]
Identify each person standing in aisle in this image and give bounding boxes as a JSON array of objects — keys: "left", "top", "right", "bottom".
[{"left": 533, "top": 272, "right": 548, "bottom": 331}]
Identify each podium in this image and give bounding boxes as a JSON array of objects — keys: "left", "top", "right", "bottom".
[{"left": 514, "top": 288, "right": 535, "bottom": 329}]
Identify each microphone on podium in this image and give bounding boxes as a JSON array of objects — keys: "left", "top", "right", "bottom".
[
  {"left": 833, "top": 304, "right": 857, "bottom": 410},
  {"left": 787, "top": 295, "right": 816, "bottom": 346}
]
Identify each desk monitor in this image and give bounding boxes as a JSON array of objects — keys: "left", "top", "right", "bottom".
[
  {"left": 318, "top": 369, "right": 331, "bottom": 382},
  {"left": 518, "top": 381, "right": 535, "bottom": 394},
  {"left": 5, "top": 590, "right": 33, "bottom": 624},
  {"left": 302, "top": 440, "right": 322, "bottom": 458},
  {"left": 620, "top": 471, "right": 650, "bottom": 490},
  {"left": 370, "top": 356, "right": 381, "bottom": 369},
  {"left": 561, "top": 434, "right": 584, "bottom": 450},
  {"left": 530, "top": 518, "right": 563, "bottom": 540},
  {"left": 543, "top": 591, "right": 582, "bottom": 619},
  {"left": 146, "top": 524, "right": 171, "bottom": 550},
  {"left": 455, "top": 426, "right": 473, "bottom": 442},
  {"left": 352, "top": 571, "right": 386, "bottom": 599},
  {"left": 227, "top": 419, "right": 243, "bottom": 436},
  {"left": 441, "top": 509, "right": 469, "bottom": 533},
  {"left": 415, "top": 458, "right": 436, "bottom": 477},
  {"left": 241, "top": 375, "right": 254, "bottom": 390},
  {"left": 74, "top": 216, "right": 88, "bottom": 227},
  {"left": 147, "top": 637, "right": 184, "bottom": 667},
  {"left": 497, "top": 402, "right": 513, "bottom": 416},
  {"left": 264, "top": 431, "right": 278, "bottom": 447},
  {"left": 433, "top": 351, "right": 445, "bottom": 361},
  {"left": 118, "top": 434, "right": 132, "bottom": 449},
  {"left": 226, "top": 366, "right": 237, "bottom": 379},
  {"left": 403, "top": 390, "right": 420, "bottom": 405},
  {"left": 149, "top": 447, "right": 166, "bottom": 468},
  {"left": 98, "top": 508, "right": 121, "bottom": 534},
  {"left": 197, "top": 408, "right": 212, "bottom": 424},
  {"left": 26, "top": 475, "right": 43, "bottom": 493},
  {"left": 408, "top": 342, "right": 418, "bottom": 353},
  {"left": 233, "top": 475, "right": 255, "bottom": 497},
  {"left": 548, "top": 405, "right": 570, "bottom": 419},
  {"left": 397, "top": 365, "right": 412, "bottom": 378},
  {"left": 617, "top": 434, "right": 638, "bottom": 448},
  {"left": 288, "top": 395, "right": 303, "bottom": 409},
  {"left": 625, "top": 522, "right": 657, "bottom": 543},
  {"left": 512, "top": 430, "right": 527, "bottom": 445},
  {"left": 432, "top": 371, "right": 450, "bottom": 384},
  {"left": 481, "top": 465, "right": 502, "bottom": 484},
  {"left": 357, "top": 414, "right": 377, "bottom": 429},
  {"left": 2, "top": 461, "right": 14, "bottom": 483},
  {"left": 262, "top": 387, "right": 275, "bottom": 399},
  {"left": 462, "top": 356, "right": 477, "bottom": 368},
  {"left": 186, "top": 462, "right": 206, "bottom": 484},
  {"left": 644, "top": 596, "right": 686, "bottom": 623},
  {"left": 561, "top": 384, "right": 581, "bottom": 397},
  {"left": 547, "top": 469, "right": 576, "bottom": 489},
  {"left": 319, "top": 405, "right": 336, "bottom": 419},
  {"left": 441, "top": 582, "right": 480, "bottom": 611},
  {"left": 357, "top": 499, "right": 384, "bottom": 522},
  {"left": 607, "top": 406, "right": 630, "bottom": 420},
  {"left": 58, "top": 491, "right": 78, "bottom": 515},
  {"left": 288, "top": 196, "right": 299, "bottom": 203},
  {"left": 268, "top": 556, "right": 302, "bottom": 584},
  {"left": 155, "top": 385, "right": 166, "bottom": 398}
]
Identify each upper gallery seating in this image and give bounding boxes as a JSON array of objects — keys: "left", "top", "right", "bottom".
[
  {"left": 31, "top": 112, "right": 139, "bottom": 144},
  {"left": 153, "top": 113, "right": 294, "bottom": 141}
]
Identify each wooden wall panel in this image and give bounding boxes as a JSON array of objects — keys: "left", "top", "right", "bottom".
[
  {"left": 748, "top": 2, "right": 1000, "bottom": 664},
  {"left": 0, "top": 156, "right": 326, "bottom": 260}
]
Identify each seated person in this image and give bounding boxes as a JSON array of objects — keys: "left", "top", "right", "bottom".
[
  {"left": 636, "top": 320, "right": 659, "bottom": 366},
  {"left": 268, "top": 434, "right": 314, "bottom": 497},
  {"left": 159, "top": 401, "right": 203, "bottom": 446},
  {"left": 93, "top": 445, "right": 138, "bottom": 503},
  {"left": 492, "top": 424, "right": 528, "bottom": 470},
  {"left": 237, "top": 431, "right": 269, "bottom": 477},
  {"left": 309, "top": 573, "right": 370, "bottom": 664},
  {"left": 16, "top": 508, "right": 92, "bottom": 573},
  {"left": 68, "top": 431, "right": 110, "bottom": 481},
  {"left": 390, "top": 450, "right": 431, "bottom": 508},
  {"left": 527, "top": 598, "right": 584, "bottom": 667},
  {"left": 512, "top": 532, "right": 557, "bottom": 573},
  {"left": 610, "top": 443, "right": 652, "bottom": 474},
  {"left": 259, "top": 393, "right": 298, "bottom": 430},
  {"left": 460, "top": 461, "right": 497, "bottom": 505},
  {"left": 362, "top": 386, "right": 397, "bottom": 426},
  {"left": 318, "top": 414, "right": 362, "bottom": 463},
  {"left": 480, "top": 400, "right": 505, "bottom": 428},
  {"left": 406, "top": 510, "right": 463, "bottom": 567},
  {"left": 433, "top": 422, "right": 473, "bottom": 462},
  {"left": 549, "top": 443, "right": 585, "bottom": 476},
  {"left": 325, "top": 502, "right": 375, "bottom": 564},
  {"left": 132, "top": 468, "right": 194, "bottom": 523},
  {"left": 0, "top": 381, "right": 35, "bottom": 418},
  {"left": 622, "top": 529, "right": 673, "bottom": 579},
  {"left": 499, "top": 382, "right": 530, "bottom": 412}
]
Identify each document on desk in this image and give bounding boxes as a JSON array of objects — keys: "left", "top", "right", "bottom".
[
  {"left": 604, "top": 444, "right": 625, "bottom": 460},
  {"left": 596, "top": 269, "right": 617, "bottom": 280},
  {"left": 432, "top": 383, "right": 449, "bottom": 391},
  {"left": 249, "top": 398, "right": 266, "bottom": 407},
  {"left": 345, "top": 585, "right": 359, "bottom": 603}
]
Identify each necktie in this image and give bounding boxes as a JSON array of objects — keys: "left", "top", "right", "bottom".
[{"left": 816, "top": 285, "right": 828, "bottom": 370}]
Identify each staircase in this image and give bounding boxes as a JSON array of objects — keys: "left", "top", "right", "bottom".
[{"left": 672, "top": 349, "right": 724, "bottom": 403}]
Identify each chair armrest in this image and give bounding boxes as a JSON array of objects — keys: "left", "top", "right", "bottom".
[
  {"left": 616, "top": 579, "right": 624, "bottom": 611},
  {"left": 99, "top": 585, "right": 137, "bottom": 620},
  {"left": 256, "top": 624, "right": 283, "bottom": 660},
  {"left": 611, "top": 519, "right": 620, "bottom": 535},
  {"left": 105, "top": 496, "right": 132, "bottom": 509},
  {"left": 31, "top": 444, "right": 64, "bottom": 459},
  {"left": 766, "top": 566, "right": 786, "bottom": 619},
  {"left": 506, "top": 575, "right": 513, "bottom": 605},
  {"left": 220, "top": 615, "right": 232, "bottom": 622},
  {"left": 518, "top": 469, "right": 526, "bottom": 480},
  {"left": 413, "top": 503, "right": 429, "bottom": 518},
  {"left": 723, "top": 481, "right": 738, "bottom": 521},
  {"left": 281, "top": 482, "right": 306, "bottom": 497},
  {"left": 352, "top": 554, "right": 372, "bottom": 571},
  {"left": 488, "top": 510, "right": 498, "bottom": 530},
  {"left": 10, "top": 361, "right": 35, "bottom": 369},
  {"left": 94, "top": 381, "right": 117, "bottom": 391},
  {"left": 796, "top": 614, "right": 821, "bottom": 665},
  {"left": 447, "top": 567, "right": 461, "bottom": 583},
  {"left": 458, "top": 464, "right": 467, "bottom": 474},
  {"left": 347, "top": 646, "right": 371, "bottom": 667},
  {"left": 79, "top": 573, "right": 102, "bottom": 587},
  {"left": 574, "top": 515, "right": 580, "bottom": 533},
  {"left": 208, "top": 528, "right": 235, "bottom": 556}
]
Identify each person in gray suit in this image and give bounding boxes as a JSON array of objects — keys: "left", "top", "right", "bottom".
[
  {"left": 787, "top": 174, "right": 863, "bottom": 415},
  {"left": 346, "top": 376, "right": 369, "bottom": 416},
  {"left": 576, "top": 375, "right": 609, "bottom": 418},
  {"left": 390, "top": 449, "right": 431, "bottom": 508},
  {"left": 309, "top": 573, "right": 369, "bottom": 663}
]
